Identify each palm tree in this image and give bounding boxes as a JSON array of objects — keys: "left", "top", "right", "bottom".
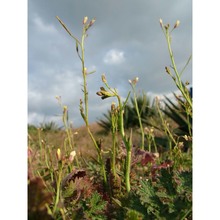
[
  {"left": 147, "top": 92, "right": 192, "bottom": 152},
  {"left": 97, "top": 93, "right": 157, "bottom": 133}
]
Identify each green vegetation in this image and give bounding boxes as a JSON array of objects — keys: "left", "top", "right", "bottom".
[{"left": 28, "top": 17, "right": 192, "bottom": 219}]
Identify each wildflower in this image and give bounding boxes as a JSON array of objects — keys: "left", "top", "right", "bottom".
[{"left": 69, "top": 151, "right": 76, "bottom": 163}]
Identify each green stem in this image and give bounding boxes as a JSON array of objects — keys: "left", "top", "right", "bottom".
[
  {"left": 152, "top": 136, "right": 158, "bottom": 153},
  {"left": 117, "top": 95, "right": 131, "bottom": 192},
  {"left": 146, "top": 135, "right": 152, "bottom": 152},
  {"left": 110, "top": 103, "right": 118, "bottom": 178},
  {"left": 116, "top": 96, "right": 125, "bottom": 138},
  {"left": 56, "top": 17, "right": 106, "bottom": 176},
  {"left": 156, "top": 99, "right": 177, "bottom": 147},
  {"left": 180, "top": 207, "right": 192, "bottom": 220},
  {"left": 111, "top": 124, "right": 117, "bottom": 177},
  {"left": 53, "top": 162, "right": 63, "bottom": 215},
  {"left": 81, "top": 31, "right": 89, "bottom": 123},
  {"left": 186, "top": 111, "right": 192, "bottom": 137},
  {"left": 63, "top": 110, "right": 74, "bottom": 151},
  {"left": 125, "top": 149, "right": 131, "bottom": 192},
  {"left": 80, "top": 25, "right": 107, "bottom": 188},
  {"left": 165, "top": 30, "right": 192, "bottom": 109},
  {"left": 87, "top": 127, "right": 107, "bottom": 187},
  {"left": 132, "top": 87, "right": 145, "bottom": 150},
  {"left": 37, "top": 128, "right": 43, "bottom": 161}
]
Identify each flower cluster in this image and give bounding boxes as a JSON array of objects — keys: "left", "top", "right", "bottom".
[
  {"left": 96, "top": 87, "right": 115, "bottom": 100},
  {"left": 83, "top": 16, "right": 96, "bottom": 32}
]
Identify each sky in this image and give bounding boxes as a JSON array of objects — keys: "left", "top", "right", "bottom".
[{"left": 28, "top": 0, "right": 192, "bottom": 127}]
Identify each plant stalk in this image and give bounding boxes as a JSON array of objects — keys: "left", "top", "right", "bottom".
[
  {"left": 131, "top": 86, "right": 145, "bottom": 150},
  {"left": 165, "top": 29, "right": 192, "bottom": 109}
]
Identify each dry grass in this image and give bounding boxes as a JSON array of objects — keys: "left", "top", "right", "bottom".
[{"left": 28, "top": 122, "right": 154, "bottom": 161}]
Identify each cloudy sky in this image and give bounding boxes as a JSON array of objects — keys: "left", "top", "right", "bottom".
[{"left": 28, "top": 0, "right": 192, "bottom": 127}]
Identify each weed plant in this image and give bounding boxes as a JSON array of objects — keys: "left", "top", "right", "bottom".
[{"left": 28, "top": 17, "right": 192, "bottom": 219}]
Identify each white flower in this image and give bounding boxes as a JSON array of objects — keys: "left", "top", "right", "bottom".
[{"left": 69, "top": 151, "right": 76, "bottom": 163}]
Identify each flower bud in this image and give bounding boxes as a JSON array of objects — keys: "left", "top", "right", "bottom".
[
  {"left": 63, "top": 106, "right": 68, "bottom": 116},
  {"left": 101, "top": 74, "right": 107, "bottom": 83},
  {"left": 134, "top": 77, "right": 139, "bottom": 84},
  {"left": 69, "top": 151, "right": 76, "bottom": 163},
  {"left": 96, "top": 91, "right": 103, "bottom": 96},
  {"left": 129, "top": 77, "right": 139, "bottom": 86},
  {"left": 88, "top": 18, "right": 96, "bottom": 27},
  {"left": 174, "top": 20, "right": 180, "bottom": 29},
  {"left": 83, "top": 16, "right": 88, "bottom": 24},
  {"left": 153, "top": 152, "right": 159, "bottom": 158},
  {"left": 159, "top": 18, "right": 163, "bottom": 28},
  {"left": 165, "top": 66, "right": 171, "bottom": 75},
  {"left": 144, "top": 127, "right": 150, "bottom": 133},
  {"left": 96, "top": 86, "right": 114, "bottom": 100},
  {"left": 183, "top": 135, "right": 189, "bottom": 141},
  {"left": 164, "top": 24, "right": 170, "bottom": 30},
  {"left": 56, "top": 148, "right": 61, "bottom": 161}
]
